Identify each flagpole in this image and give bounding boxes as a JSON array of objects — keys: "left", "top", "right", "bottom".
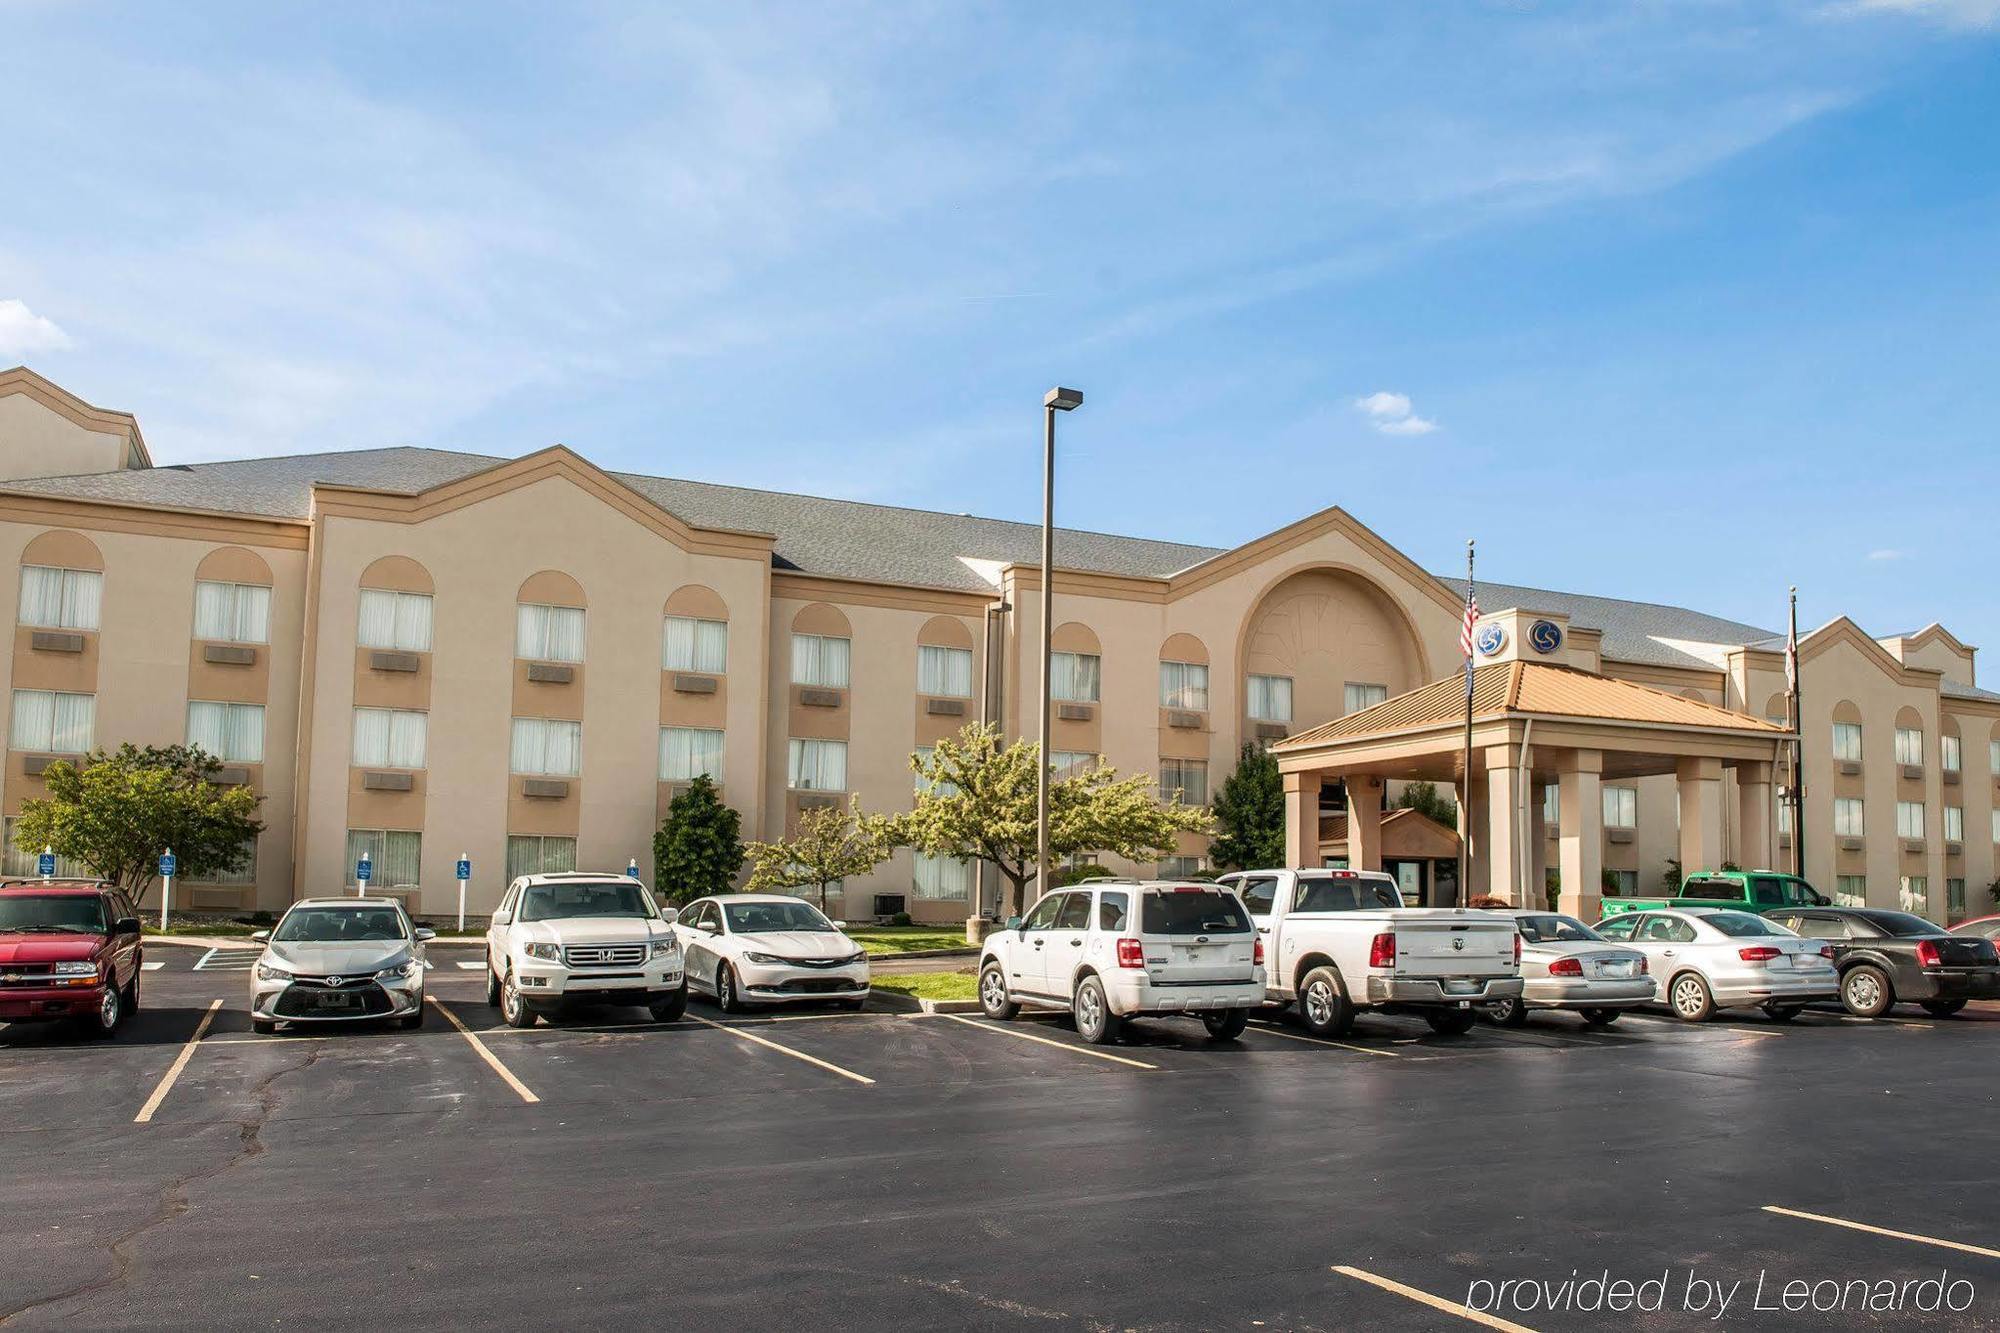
[
  {"left": 1458, "top": 538, "right": 1475, "bottom": 908},
  {"left": 1787, "top": 586, "right": 1805, "bottom": 879}
]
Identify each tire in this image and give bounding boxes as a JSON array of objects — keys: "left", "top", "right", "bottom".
[
  {"left": 1296, "top": 965, "right": 1356, "bottom": 1038},
  {"left": 649, "top": 983, "right": 688, "bottom": 1022},
  {"left": 501, "top": 970, "right": 536, "bottom": 1029},
  {"left": 1487, "top": 995, "right": 1529, "bottom": 1028},
  {"left": 400, "top": 1002, "right": 425, "bottom": 1030},
  {"left": 1579, "top": 1008, "right": 1621, "bottom": 1028},
  {"left": 1201, "top": 1008, "right": 1250, "bottom": 1042},
  {"left": 978, "top": 963, "right": 1020, "bottom": 1021},
  {"left": 715, "top": 963, "right": 743, "bottom": 1014},
  {"left": 80, "top": 982, "right": 122, "bottom": 1039},
  {"left": 1840, "top": 964, "right": 1893, "bottom": 1018},
  {"left": 122, "top": 968, "right": 140, "bottom": 1016},
  {"left": 253, "top": 1018, "right": 278, "bottom": 1036},
  {"left": 1922, "top": 999, "right": 1967, "bottom": 1018},
  {"left": 1073, "top": 975, "right": 1122, "bottom": 1045},
  {"left": 1668, "top": 972, "right": 1715, "bottom": 1023},
  {"left": 1425, "top": 1007, "right": 1479, "bottom": 1037},
  {"left": 1762, "top": 1003, "right": 1804, "bottom": 1022},
  {"left": 484, "top": 963, "right": 501, "bottom": 1007}
]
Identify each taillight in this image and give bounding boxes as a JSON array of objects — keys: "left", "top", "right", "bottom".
[
  {"left": 1548, "top": 956, "right": 1583, "bottom": 977},
  {"left": 1253, "top": 936, "right": 1265, "bottom": 967},
  {"left": 1115, "top": 937, "right": 1145, "bottom": 969},
  {"left": 1637, "top": 956, "right": 1649, "bottom": 975},
  {"left": 1368, "top": 932, "right": 1396, "bottom": 968},
  {"left": 1916, "top": 939, "right": 1941, "bottom": 968},
  {"left": 1819, "top": 944, "right": 1836, "bottom": 960},
  {"left": 1513, "top": 932, "right": 1523, "bottom": 965},
  {"left": 1738, "top": 946, "right": 1781, "bottom": 963}
]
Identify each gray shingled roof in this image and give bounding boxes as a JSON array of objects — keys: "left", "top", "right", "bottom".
[
  {"left": 1438, "top": 578, "right": 1777, "bottom": 672},
  {"left": 1942, "top": 679, "right": 2000, "bottom": 703}
]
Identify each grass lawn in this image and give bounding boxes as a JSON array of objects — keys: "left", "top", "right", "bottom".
[
  {"left": 144, "top": 921, "right": 266, "bottom": 937},
  {"left": 870, "top": 970, "right": 977, "bottom": 1001},
  {"left": 844, "top": 926, "right": 972, "bottom": 956}
]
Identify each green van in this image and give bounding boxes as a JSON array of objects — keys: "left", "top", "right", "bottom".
[{"left": 1598, "top": 869, "right": 1830, "bottom": 918}]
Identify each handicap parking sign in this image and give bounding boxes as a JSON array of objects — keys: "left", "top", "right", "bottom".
[
  {"left": 36, "top": 852, "right": 54, "bottom": 877},
  {"left": 455, "top": 858, "right": 471, "bottom": 881},
  {"left": 356, "top": 856, "right": 373, "bottom": 882},
  {"left": 159, "top": 853, "right": 177, "bottom": 877}
]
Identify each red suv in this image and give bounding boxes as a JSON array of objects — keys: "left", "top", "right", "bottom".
[{"left": 0, "top": 879, "right": 146, "bottom": 1037}]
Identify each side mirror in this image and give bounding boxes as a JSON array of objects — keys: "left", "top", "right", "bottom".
[
  {"left": 491, "top": 909, "right": 512, "bottom": 927},
  {"left": 251, "top": 929, "right": 271, "bottom": 942},
  {"left": 114, "top": 916, "right": 141, "bottom": 935},
  {"left": 832, "top": 920, "right": 848, "bottom": 930},
  {"left": 1005, "top": 915, "right": 1022, "bottom": 931},
  {"left": 659, "top": 907, "right": 679, "bottom": 925},
  {"left": 414, "top": 927, "right": 437, "bottom": 942}
]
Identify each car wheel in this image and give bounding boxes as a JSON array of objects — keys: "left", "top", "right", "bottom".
[
  {"left": 1922, "top": 999, "right": 1968, "bottom": 1018},
  {"left": 1840, "top": 965, "right": 1893, "bottom": 1018},
  {"left": 649, "top": 983, "right": 688, "bottom": 1023},
  {"left": 1668, "top": 972, "right": 1715, "bottom": 1022},
  {"left": 1762, "top": 1003, "right": 1804, "bottom": 1022},
  {"left": 122, "top": 967, "right": 141, "bottom": 1015},
  {"left": 1425, "top": 1008, "right": 1479, "bottom": 1037},
  {"left": 1073, "top": 975, "right": 1121, "bottom": 1045},
  {"left": 1201, "top": 1008, "right": 1250, "bottom": 1042},
  {"left": 715, "top": 963, "right": 743, "bottom": 1014},
  {"left": 1579, "top": 1008, "right": 1621, "bottom": 1027},
  {"left": 253, "top": 1019, "right": 278, "bottom": 1036},
  {"left": 1487, "top": 995, "right": 1529, "bottom": 1028},
  {"left": 1297, "top": 965, "right": 1355, "bottom": 1038},
  {"left": 501, "top": 971, "right": 536, "bottom": 1029},
  {"left": 978, "top": 963, "right": 1019, "bottom": 1020},
  {"left": 400, "top": 1001, "right": 425, "bottom": 1030},
  {"left": 484, "top": 963, "right": 501, "bottom": 1007},
  {"left": 81, "top": 982, "right": 123, "bottom": 1039}
]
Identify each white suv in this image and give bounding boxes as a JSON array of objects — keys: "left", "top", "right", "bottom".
[
  {"left": 484, "top": 872, "right": 686, "bottom": 1028},
  {"left": 978, "top": 880, "right": 1266, "bottom": 1043}
]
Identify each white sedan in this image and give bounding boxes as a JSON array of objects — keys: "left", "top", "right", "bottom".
[
  {"left": 1487, "top": 911, "right": 1652, "bottom": 1028},
  {"left": 1594, "top": 907, "right": 1837, "bottom": 1022},
  {"left": 672, "top": 894, "right": 871, "bottom": 1012}
]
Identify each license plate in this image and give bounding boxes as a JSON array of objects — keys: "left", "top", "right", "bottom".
[
  {"left": 317, "top": 992, "right": 356, "bottom": 1009},
  {"left": 1597, "top": 960, "right": 1636, "bottom": 979},
  {"left": 1442, "top": 979, "right": 1482, "bottom": 995}
]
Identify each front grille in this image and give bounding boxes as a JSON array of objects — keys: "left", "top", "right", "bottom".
[
  {"left": 0, "top": 963, "right": 56, "bottom": 985},
  {"left": 783, "top": 956, "right": 861, "bottom": 970},
  {"left": 563, "top": 943, "right": 649, "bottom": 968},
  {"left": 766, "top": 976, "right": 868, "bottom": 994},
  {"left": 274, "top": 980, "right": 393, "bottom": 1018}
]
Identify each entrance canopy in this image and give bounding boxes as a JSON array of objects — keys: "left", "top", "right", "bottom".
[{"left": 1270, "top": 660, "right": 1794, "bottom": 916}]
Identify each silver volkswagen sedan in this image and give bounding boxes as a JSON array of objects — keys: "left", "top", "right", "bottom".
[
  {"left": 251, "top": 896, "right": 433, "bottom": 1034},
  {"left": 1594, "top": 907, "right": 1837, "bottom": 1022},
  {"left": 1487, "top": 911, "right": 1652, "bottom": 1027}
]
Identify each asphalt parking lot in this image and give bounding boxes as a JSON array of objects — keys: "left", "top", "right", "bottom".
[{"left": 4, "top": 943, "right": 1998, "bottom": 1331}]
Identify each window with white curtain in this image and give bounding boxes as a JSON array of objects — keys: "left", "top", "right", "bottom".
[
  {"left": 199, "top": 835, "right": 258, "bottom": 885},
  {"left": 10, "top": 689, "right": 95, "bottom": 754},
  {"left": 1050, "top": 750, "right": 1094, "bottom": 777},
  {"left": 912, "top": 853, "right": 971, "bottom": 901},
  {"left": 1, "top": 818, "right": 86, "bottom": 877},
  {"left": 1992, "top": 739, "right": 2000, "bottom": 776},
  {"left": 1160, "top": 855, "right": 1205, "bottom": 879},
  {"left": 1949, "top": 878, "right": 1967, "bottom": 918},
  {"left": 506, "top": 834, "right": 576, "bottom": 880},
  {"left": 1834, "top": 798, "right": 1865, "bottom": 837},
  {"left": 18, "top": 565, "right": 102, "bottom": 631},
  {"left": 791, "top": 634, "right": 851, "bottom": 688},
  {"left": 787, "top": 738, "right": 847, "bottom": 791},
  {"left": 1344, "top": 682, "right": 1389, "bottom": 715},
  {"left": 1777, "top": 800, "right": 1794, "bottom": 834},
  {"left": 1602, "top": 786, "right": 1637, "bottom": 829},
  {"left": 187, "top": 701, "right": 265, "bottom": 763},
  {"left": 357, "top": 589, "right": 433, "bottom": 652},
  {"left": 1050, "top": 651, "right": 1101, "bottom": 703},
  {"left": 517, "top": 603, "right": 585, "bottom": 663},
  {"left": 1945, "top": 805, "right": 1964, "bottom": 843},
  {"left": 1942, "top": 734, "right": 1962, "bottom": 773},
  {"left": 1832, "top": 722, "right": 1863, "bottom": 762},
  {"left": 1899, "top": 875, "right": 1929, "bottom": 916},
  {"left": 1248, "top": 674, "right": 1293, "bottom": 723},
  {"left": 345, "top": 829, "right": 422, "bottom": 888},
  {"left": 1835, "top": 875, "right": 1867, "bottom": 908},
  {"left": 917, "top": 645, "right": 973, "bottom": 698},
  {"left": 351, "top": 708, "right": 428, "bottom": 769},
  {"left": 1542, "top": 785, "right": 1560, "bottom": 826},
  {"left": 659, "top": 727, "right": 724, "bottom": 782},
  {"left": 662, "top": 616, "right": 728, "bottom": 673},
  {"left": 913, "top": 746, "right": 960, "bottom": 797},
  {"left": 1159, "top": 660, "right": 1209, "bottom": 711},
  {"left": 193, "top": 580, "right": 271, "bottom": 644},
  {"left": 510, "top": 717, "right": 581, "bottom": 776},
  {"left": 1159, "top": 758, "right": 1208, "bottom": 807},
  {"left": 1895, "top": 727, "right": 1924, "bottom": 766},
  {"left": 1897, "top": 801, "right": 1925, "bottom": 839}
]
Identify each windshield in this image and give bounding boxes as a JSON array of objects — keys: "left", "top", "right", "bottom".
[
  {"left": 1141, "top": 889, "right": 1251, "bottom": 935},
  {"left": 275, "top": 906, "right": 408, "bottom": 943},
  {"left": 1515, "top": 914, "right": 1602, "bottom": 944},
  {"left": 519, "top": 881, "right": 657, "bottom": 923},
  {"left": 722, "top": 900, "right": 835, "bottom": 934},
  {"left": 1860, "top": 911, "right": 1939, "bottom": 938},
  {"left": 0, "top": 894, "right": 106, "bottom": 933},
  {"left": 1702, "top": 911, "right": 1784, "bottom": 938},
  {"left": 1293, "top": 876, "right": 1402, "bottom": 912}
]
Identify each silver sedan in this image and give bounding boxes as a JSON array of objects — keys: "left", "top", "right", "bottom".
[
  {"left": 251, "top": 896, "right": 433, "bottom": 1034},
  {"left": 1488, "top": 912, "right": 1652, "bottom": 1027},
  {"left": 1593, "top": 907, "right": 1837, "bottom": 1022}
]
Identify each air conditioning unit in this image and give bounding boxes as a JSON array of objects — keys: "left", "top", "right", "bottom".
[{"left": 873, "top": 894, "right": 907, "bottom": 920}]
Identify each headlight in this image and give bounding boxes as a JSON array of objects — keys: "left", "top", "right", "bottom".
[
  {"left": 742, "top": 951, "right": 786, "bottom": 965},
  {"left": 375, "top": 959, "right": 421, "bottom": 981},
  {"left": 845, "top": 952, "right": 868, "bottom": 967},
  {"left": 523, "top": 942, "right": 561, "bottom": 961},
  {"left": 650, "top": 938, "right": 678, "bottom": 959},
  {"left": 53, "top": 960, "right": 99, "bottom": 977},
  {"left": 256, "top": 962, "right": 293, "bottom": 983}
]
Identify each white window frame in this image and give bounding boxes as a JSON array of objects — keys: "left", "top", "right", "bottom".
[
  {"left": 187, "top": 700, "right": 265, "bottom": 764},
  {"left": 659, "top": 726, "right": 725, "bottom": 783},
  {"left": 1942, "top": 734, "right": 1962, "bottom": 774},
  {"left": 1832, "top": 722, "right": 1863, "bottom": 762},
  {"left": 1343, "top": 682, "right": 1388, "bottom": 715},
  {"left": 344, "top": 828, "right": 422, "bottom": 889},
  {"left": 509, "top": 717, "right": 582, "bottom": 777},
  {"left": 912, "top": 853, "right": 972, "bottom": 901},
  {"left": 10, "top": 689, "right": 95, "bottom": 754},
  {"left": 917, "top": 645, "right": 974, "bottom": 699},
  {"left": 1159, "top": 660, "right": 1209, "bottom": 711},
  {"left": 1834, "top": 798, "right": 1865, "bottom": 838},
  {"left": 1602, "top": 786, "right": 1637, "bottom": 830},
  {"left": 1159, "top": 757, "right": 1209, "bottom": 807},
  {"left": 1247, "top": 674, "right": 1293, "bottom": 724},
  {"left": 787, "top": 737, "right": 847, "bottom": 792},
  {"left": 1945, "top": 805, "right": 1964, "bottom": 843},
  {"left": 1895, "top": 726, "right": 1924, "bottom": 767},
  {"left": 791, "top": 633, "right": 852, "bottom": 689},
  {"left": 357, "top": 589, "right": 434, "bottom": 653},
  {"left": 351, "top": 707, "right": 429, "bottom": 770},
  {"left": 18, "top": 565, "right": 102, "bottom": 631},
  {"left": 1834, "top": 874, "right": 1867, "bottom": 908},
  {"left": 662, "top": 616, "right": 728, "bottom": 674},
  {"left": 506, "top": 833, "right": 577, "bottom": 880},
  {"left": 1896, "top": 800, "right": 1925, "bottom": 840},
  {"left": 193, "top": 580, "right": 272, "bottom": 645},
  {"left": 516, "top": 603, "right": 586, "bottom": 664},
  {"left": 1050, "top": 651, "right": 1101, "bottom": 704},
  {"left": 1899, "top": 875, "right": 1929, "bottom": 916}
]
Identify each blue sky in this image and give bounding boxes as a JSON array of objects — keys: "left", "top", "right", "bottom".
[{"left": 2, "top": 2, "right": 1996, "bottom": 653}]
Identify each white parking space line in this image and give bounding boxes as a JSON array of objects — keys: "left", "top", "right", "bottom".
[
  {"left": 940, "top": 1014, "right": 1159, "bottom": 1070},
  {"left": 1247, "top": 1022, "right": 1400, "bottom": 1058},
  {"left": 191, "top": 948, "right": 257, "bottom": 972},
  {"left": 453, "top": 961, "right": 486, "bottom": 970},
  {"left": 1332, "top": 1265, "right": 1538, "bottom": 1332},
  {"left": 1762, "top": 1205, "right": 2000, "bottom": 1259},
  {"left": 142, "top": 961, "right": 165, "bottom": 972},
  {"left": 688, "top": 1014, "right": 876, "bottom": 1085},
  {"left": 429, "top": 997, "right": 539, "bottom": 1103},
  {"left": 134, "top": 998, "right": 223, "bottom": 1124}
]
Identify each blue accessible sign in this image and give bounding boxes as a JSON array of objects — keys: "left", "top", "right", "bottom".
[
  {"left": 159, "top": 853, "right": 177, "bottom": 878},
  {"left": 356, "top": 856, "right": 373, "bottom": 883},
  {"left": 37, "top": 852, "right": 55, "bottom": 877},
  {"left": 455, "top": 858, "right": 471, "bottom": 881}
]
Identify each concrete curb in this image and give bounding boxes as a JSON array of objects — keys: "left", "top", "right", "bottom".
[
  {"left": 862, "top": 947, "right": 978, "bottom": 961},
  {"left": 917, "top": 997, "right": 983, "bottom": 1014}
]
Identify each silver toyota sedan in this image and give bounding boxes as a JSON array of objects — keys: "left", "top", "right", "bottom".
[
  {"left": 251, "top": 896, "right": 434, "bottom": 1034},
  {"left": 1488, "top": 911, "right": 1652, "bottom": 1028}
]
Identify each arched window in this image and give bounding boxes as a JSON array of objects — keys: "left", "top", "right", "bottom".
[{"left": 516, "top": 571, "right": 587, "bottom": 664}]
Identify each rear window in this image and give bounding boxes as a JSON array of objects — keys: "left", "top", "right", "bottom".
[
  {"left": 1293, "top": 877, "right": 1402, "bottom": 912},
  {"left": 1703, "top": 911, "right": 1783, "bottom": 938},
  {"left": 1858, "top": 910, "right": 1938, "bottom": 938},
  {"left": 1141, "top": 889, "right": 1250, "bottom": 935}
]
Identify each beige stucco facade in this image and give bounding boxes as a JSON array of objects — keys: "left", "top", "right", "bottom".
[{"left": 0, "top": 368, "right": 1992, "bottom": 925}]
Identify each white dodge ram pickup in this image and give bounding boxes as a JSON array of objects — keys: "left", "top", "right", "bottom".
[{"left": 1214, "top": 868, "right": 1522, "bottom": 1037}]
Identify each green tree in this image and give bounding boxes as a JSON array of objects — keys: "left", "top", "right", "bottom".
[
  {"left": 1393, "top": 779, "right": 1458, "bottom": 828},
  {"left": 893, "top": 723, "right": 1215, "bottom": 918},
  {"left": 1208, "top": 743, "right": 1285, "bottom": 871},
  {"left": 651, "top": 774, "right": 745, "bottom": 905},
  {"left": 1661, "top": 858, "right": 1683, "bottom": 893},
  {"left": 746, "top": 797, "right": 896, "bottom": 912},
  {"left": 14, "top": 744, "right": 263, "bottom": 904}
]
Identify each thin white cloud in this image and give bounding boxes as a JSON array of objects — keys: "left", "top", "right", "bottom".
[
  {"left": 0, "top": 299, "right": 72, "bottom": 358},
  {"left": 1867, "top": 548, "right": 1907, "bottom": 561},
  {"left": 1834, "top": 0, "right": 2000, "bottom": 30},
  {"left": 1355, "top": 391, "right": 1438, "bottom": 436}
]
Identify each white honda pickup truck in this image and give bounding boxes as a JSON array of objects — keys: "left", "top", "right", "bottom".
[{"left": 1214, "top": 868, "right": 1522, "bottom": 1037}]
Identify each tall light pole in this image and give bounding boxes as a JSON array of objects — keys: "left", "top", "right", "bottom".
[{"left": 1037, "top": 386, "right": 1083, "bottom": 910}]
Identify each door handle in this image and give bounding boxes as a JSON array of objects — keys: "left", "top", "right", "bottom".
[
  {"left": 1069, "top": 938, "right": 1083, "bottom": 947},
  {"left": 1032, "top": 940, "right": 1044, "bottom": 948},
  {"left": 1257, "top": 927, "right": 1270, "bottom": 934},
  {"left": 1662, "top": 949, "right": 1676, "bottom": 957}
]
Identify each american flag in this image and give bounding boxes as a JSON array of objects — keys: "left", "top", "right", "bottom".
[{"left": 1459, "top": 587, "right": 1480, "bottom": 660}]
